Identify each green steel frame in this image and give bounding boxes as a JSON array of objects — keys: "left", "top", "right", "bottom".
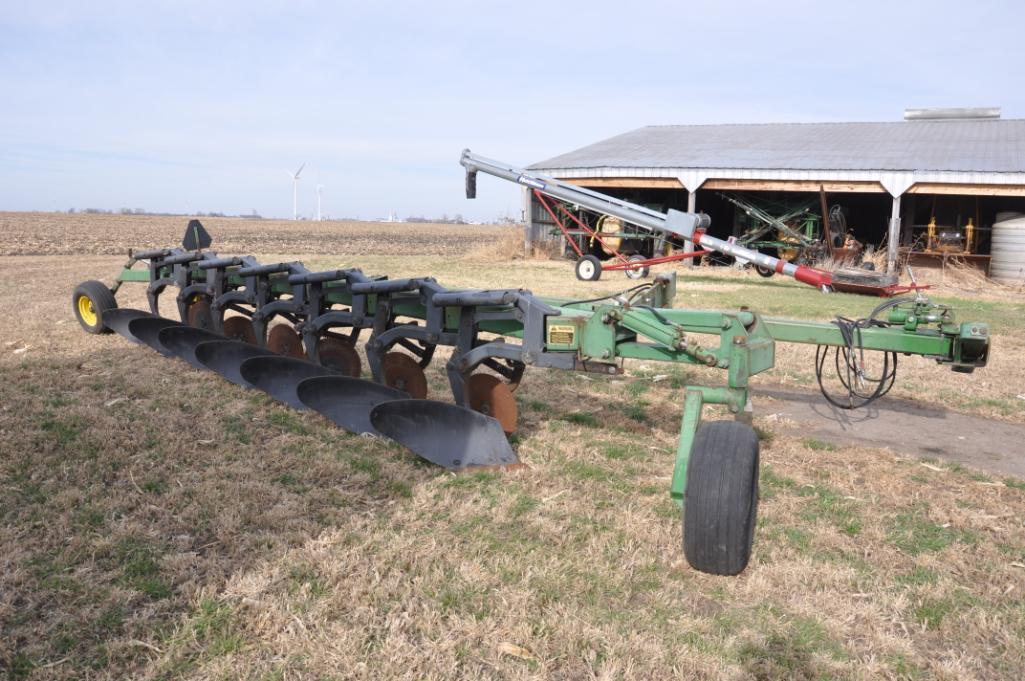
[{"left": 110, "top": 253, "right": 990, "bottom": 511}]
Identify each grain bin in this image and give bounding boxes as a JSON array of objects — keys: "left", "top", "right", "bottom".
[{"left": 991, "top": 215, "right": 1025, "bottom": 283}]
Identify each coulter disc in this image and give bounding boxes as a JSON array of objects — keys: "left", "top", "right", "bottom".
[
  {"left": 158, "top": 326, "right": 224, "bottom": 370},
  {"left": 103, "top": 309, "right": 154, "bottom": 343},
  {"left": 222, "top": 316, "right": 258, "bottom": 345},
  {"left": 466, "top": 373, "right": 518, "bottom": 435},
  {"left": 127, "top": 317, "right": 183, "bottom": 356},
  {"left": 186, "top": 297, "right": 214, "bottom": 331},
  {"left": 370, "top": 399, "right": 520, "bottom": 471},
  {"left": 297, "top": 375, "right": 407, "bottom": 435},
  {"left": 194, "top": 340, "right": 275, "bottom": 387},
  {"left": 316, "top": 336, "right": 362, "bottom": 377},
  {"left": 267, "top": 324, "right": 305, "bottom": 358},
  {"left": 382, "top": 352, "right": 428, "bottom": 399},
  {"left": 238, "top": 355, "right": 338, "bottom": 410}
]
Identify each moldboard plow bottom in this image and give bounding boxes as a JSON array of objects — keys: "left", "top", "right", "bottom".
[{"left": 71, "top": 224, "right": 990, "bottom": 575}]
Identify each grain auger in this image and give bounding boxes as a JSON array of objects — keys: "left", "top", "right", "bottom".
[
  {"left": 460, "top": 150, "right": 924, "bottom": 296},
  {"left": 72, "top": 212, "right": 989, "bottom": 575}
]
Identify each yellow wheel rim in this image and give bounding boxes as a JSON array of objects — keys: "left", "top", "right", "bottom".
[{"left": 77, "top": 295, "right": 98, "bottom": 326}]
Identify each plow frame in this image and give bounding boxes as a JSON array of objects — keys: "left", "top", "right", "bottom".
[{"left": 92, "top": 244, "right": 989, "bottom": 576}]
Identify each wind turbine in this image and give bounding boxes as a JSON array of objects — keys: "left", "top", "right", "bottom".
[
  {"left": 316, "top": 184, "right": 324, "bottom": 221},
  {"left": 285, "top": 163, "right": 305, "bottom": 220}
]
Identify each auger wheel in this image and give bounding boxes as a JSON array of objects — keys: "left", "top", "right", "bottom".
[
  {"left": 466, "top": 373, "right": 518, "bottom": 435},
  {"left": 382, "top": 352, "right": 428, "bottom": 399},
  {"left": 267, "top": 324, "right": 305, "bottom": 358},
  {"left": 316, "top": 335, "right": 362, "bottom": 377}
]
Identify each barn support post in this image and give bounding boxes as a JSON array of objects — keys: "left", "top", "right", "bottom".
[
  {"left": 887, "top": 194, "right": 902, "bottom": 273},
  {"left": 682, "top": 190, "right": 698, "bottom": 266},
  {"left": 522, "top": 186, "right": 534, "bottom": 257}
]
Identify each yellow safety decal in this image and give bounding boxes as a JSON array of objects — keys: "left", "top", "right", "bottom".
[{"left": 547, "top": 324, "right": 575, "bottom": 346}]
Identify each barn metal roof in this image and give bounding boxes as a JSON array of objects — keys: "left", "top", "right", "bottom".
[{"left": 528, "top": 120, "right": 1025, "bottom": 193}]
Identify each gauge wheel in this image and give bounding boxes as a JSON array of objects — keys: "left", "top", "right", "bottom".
[{"left": 73, "top": 280, "right": 118, "bottom": 334}]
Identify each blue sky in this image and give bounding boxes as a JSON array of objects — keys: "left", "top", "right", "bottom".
[{"left": 1, "top": 1, "right": 1023, "bottom": 221}]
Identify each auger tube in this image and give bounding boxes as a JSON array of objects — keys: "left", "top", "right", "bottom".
[{"left": 461, "top": 149, "right": 835, "bottom": 291}]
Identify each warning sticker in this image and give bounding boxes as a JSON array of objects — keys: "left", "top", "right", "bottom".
[{"left": 547, "top": 324, "right": 575, "bottom": 346}]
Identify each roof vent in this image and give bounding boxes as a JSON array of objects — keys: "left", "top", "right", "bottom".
[{"left": 904, "top": 107, "right": 1001, "bottom": 121}]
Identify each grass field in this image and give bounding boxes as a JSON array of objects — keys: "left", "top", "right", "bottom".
[{"left": 2, "top": 214, "right": 1025, "bottom": 680}]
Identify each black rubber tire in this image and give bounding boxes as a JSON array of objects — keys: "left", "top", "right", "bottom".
[
  {"left": 575, "top": 255, "right": 602, "bottom": 281},
  {"left": 683, "top": 421, "right": 760, "bottom": 576},
  {"left": 754, "top": 265, "right": 775, "bottom": 278},
  {"left": 72, "top": 280, "right": 118, "bottom": 334},
  {"left": 624, "top": 255, "right": 650, "bottom": 280}
]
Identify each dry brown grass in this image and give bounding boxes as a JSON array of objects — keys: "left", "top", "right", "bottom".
[{"left": 2, "top": 214, "right": 1025, "bottom": 679}]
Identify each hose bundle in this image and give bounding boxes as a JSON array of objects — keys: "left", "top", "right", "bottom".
[{"left": 814, "top": 298, "right": 912, "bottom": 409}]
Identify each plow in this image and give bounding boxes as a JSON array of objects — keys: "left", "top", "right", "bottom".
[{"left": 70, "top": 154, "right": 990, "bottom": 577}]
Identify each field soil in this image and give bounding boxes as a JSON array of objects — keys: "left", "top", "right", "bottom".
[
  {"left": 0, "top": 212, "right": 517, "bottom": 257},
  {"left": 1, "top": 214, "right": 1024, "bottom": 680}
]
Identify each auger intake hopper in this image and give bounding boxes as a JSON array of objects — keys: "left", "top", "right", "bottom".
[
  {"left": 103, "top": 309, "right": 155, "bottom": 343},
  {"left": 127, "top": 317, "right": 183, "bottom": 356},
  {"left": 239, "top": 356, "right": 339, "bottom": 410},
  {"left": 828, "top": 268, "right": 902, "bottom": 296},
  {"left": 370, "top": 399, "right": 519, "bottom": 471},
  {"left": 297, "top": 376, "right": 408, "bottom": 435},
  {"left": 157, "top": 326, "right": 225, "bottom": 370},
  {"left": 194, "top": 340, "right": 276, "bottom": 387}
]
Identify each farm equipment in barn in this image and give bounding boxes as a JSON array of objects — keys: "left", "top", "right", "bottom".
[
  {"left": 72, "top": 212, "right": 988, "bottom": 576},
  {"left": 720, "top": 193, "right": 827, "bottom": 275},
  {"left": 470, "top": 151, "right": 911, "bottom": 295}
]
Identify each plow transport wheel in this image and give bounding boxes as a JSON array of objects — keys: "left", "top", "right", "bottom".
[
  {"left": 382, "top": 352, "right": 428, "bottom": 399},
  {"left": 267, "top": 324, "right": 305, "bottom": 358},
  {"left": 72, "top": 280, "right": 118, "bottom": 334},
  {"left": 186, "top": 297, "right": 214, "bottom": 330},
  {"left": 370, "top": 399, "right": 520, "bottom": 471},
  {"left": 239, "top": 355, "right": 338, "bottom": 410},
  {"left": 102, "top": 309, "right": 153, "bottom": 343},
  {"left": 297, "top": 375, "right": 407, "bottom": 435},
  {"left": 683, "top": 421, "right": 759, "bottom": 576},
  {"left": 317, "top": 336, "right": 362, "bottom": 377},
  {"left": 157, "top": 326, "right": 224, "bottom": 370},
  {"left": 127, "top": 317, "right": 183, "bottom": 356},
  {"left": 194, "top": 340, "right": 275, "bottom": 387},
  {"left": 466, "top": 373, "right": 518, "bottom": 435},
  {"left": 222, "top": 316, "right": 258, "bottom": 344}
]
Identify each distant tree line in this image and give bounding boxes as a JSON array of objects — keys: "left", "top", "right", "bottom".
[
  {"left": 403, "top": 213, "right": 467, "bottom": 224},
  {"left": 66, "top": 208, "right": 262, "bottom": 219}
]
